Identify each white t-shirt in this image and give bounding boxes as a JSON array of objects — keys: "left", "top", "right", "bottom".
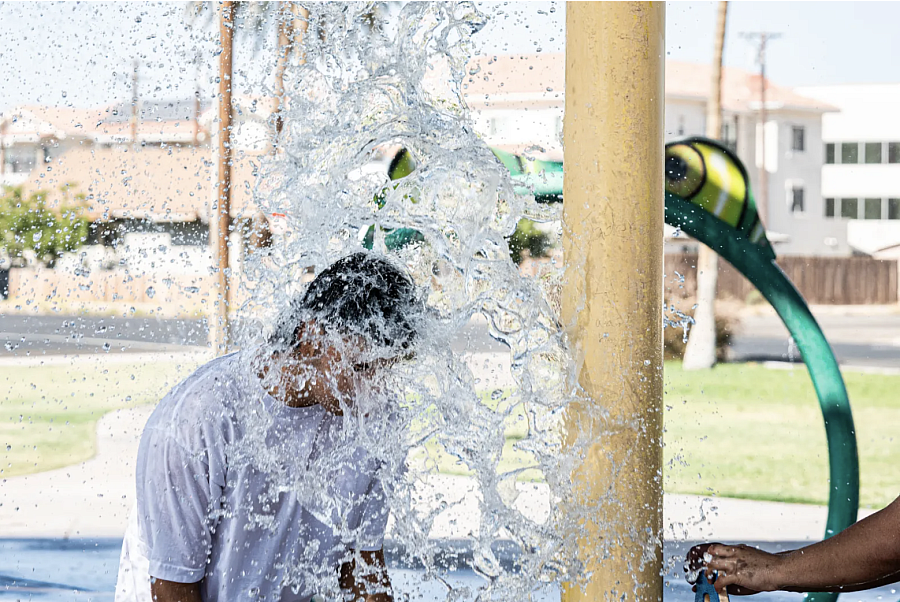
[{"left": 115, "top": 352, "right": 391, "bottom": 602}]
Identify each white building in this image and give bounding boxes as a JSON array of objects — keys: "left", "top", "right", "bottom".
[
  {"left": 795, "top": 84, "right": 900, "bottom": 258},
  {"left": 464, "top": 54, "right": 847, "bottom": 256}
]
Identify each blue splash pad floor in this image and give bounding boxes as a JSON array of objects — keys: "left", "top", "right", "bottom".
[{"left": 1, "top": 539, "right": 898, "bottom": 602}]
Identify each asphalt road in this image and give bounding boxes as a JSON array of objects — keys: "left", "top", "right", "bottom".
[
  {"left": 729, "top": 313, "right": 900, "bottom": 370},
  {"left": 0, "top": 314, "right": 509, "bottom": 357},
  {"left": 0, "top": 314, "right": 209, "bottom": 356},
  {"left": 1, "top": 312, "right": 898, "bottom": 369}
]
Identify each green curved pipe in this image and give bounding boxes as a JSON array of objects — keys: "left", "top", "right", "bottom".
[
  {"left": 378, "top": 142, "right": 859, "bottom": 602},
  {"left": 663, "top": 138, "right": 858, "bottom": 602},
  {"left": 666, "top": 191, "right": 859, "bottom": 534}
]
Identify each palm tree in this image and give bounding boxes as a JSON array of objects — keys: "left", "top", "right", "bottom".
[
  {"left": 273, "top": 3, "right": 309, "bottom": 138},
  {"left": 186, "top": 1, "right": 310, "bottom": 145},
  {"left": 683, "top": 1, "right": 729, "bottom": 371},
  {"left": 188, "top": 2, "right": 395, "bottom": 144}
]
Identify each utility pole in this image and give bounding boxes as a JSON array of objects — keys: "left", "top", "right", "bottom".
[
  {"left": 193, "top": 53, "right": 201, "bottom": 147},
  {"left": 274, "top": 2, "right": 310, "bottom": 144},
  {"left": 0, "top": 117, "right": 6, "bottom": 180},
  {"left": 131, "top": 60, "right": 140, "bottom": 146},
  {"left": 210, "top": 0, "right": 234, "bottom": 354},
  {"left": 741, "top": 31, "right": 781, "bottom": 224}
]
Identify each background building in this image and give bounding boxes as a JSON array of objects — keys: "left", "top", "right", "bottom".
[
  {"left": 796, "top": 84, "right": 900, "bottom": 258},
  {"left": 0, "top": 97, "right": 273, "bottom": 282},
  {"left": 464, "top": 54, "right": 848, "bottom": 256}
]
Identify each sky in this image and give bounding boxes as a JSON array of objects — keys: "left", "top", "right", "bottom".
[{"left": 1, "top": 2, "right": 899, "bottom": 114}]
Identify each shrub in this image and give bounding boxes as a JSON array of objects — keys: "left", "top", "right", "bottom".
[
  {"left": 507, "top": 218, "right": 551, "bottom": 265},
  {"left": 0, "top": 186, "right": 89, "bottom": 268},
  {"left": 664, "top": 299, "right": 739, "bottom": 361}
]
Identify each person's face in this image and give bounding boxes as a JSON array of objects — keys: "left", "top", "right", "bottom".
[{"left": 284, "top": 326, "right": 395, "bottom": 415}]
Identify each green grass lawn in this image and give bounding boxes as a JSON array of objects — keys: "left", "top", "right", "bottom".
[
  {"left": 0, "top": 358, "right": 202, "bottom": 477},
  {"left": 664, "top": 361, "right": 900, "bottom": 508},
  {"left": 415, "top": 362, "right": 900, "bottom": 509},
  {"left": 4, "top": 356, "right": 899, "bottom": 510}
]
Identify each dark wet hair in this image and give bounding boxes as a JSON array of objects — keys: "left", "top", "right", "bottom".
[{"left": 272, "top": 252, "right": 422, "bottom": 353}]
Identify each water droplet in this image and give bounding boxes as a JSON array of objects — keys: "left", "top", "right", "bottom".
[
  {"left": 32, "top": 232, "right": 42, "bottom": 242},
  {"left": 146, "top": 286, "right": 156, "bottom": 299},
  {"left": 102, "top": 342, "right": 111, "bottom": 352}
]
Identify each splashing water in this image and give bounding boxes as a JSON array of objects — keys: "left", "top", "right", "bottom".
[{"left": 232, "top": 3, "right": 591, "bottom": 600}]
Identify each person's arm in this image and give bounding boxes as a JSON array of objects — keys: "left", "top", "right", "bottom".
[
  {"left": 339, "top": 548, "right": 393, "bottom": 602},
  {"left": 135, "top": 417, "right": 224, "bottom": 598},
  {"left": 687, "top": 496, "right": 900, "bottom": 595},
  {"left": 150, "top": 578, "right": 203, "bottom": 602}
]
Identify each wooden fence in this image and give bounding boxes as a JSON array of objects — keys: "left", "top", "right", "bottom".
[
  {"left": 4, "top": 254, "right": 898, "bottom": 309},
  {"left": 5, "top": 268, "right": 216, "bottom": 310},
  {"left": 665, "top": 254, "right": 899, "bottom": 305}
]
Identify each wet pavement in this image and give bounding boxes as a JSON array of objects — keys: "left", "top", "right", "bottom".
[{"left": 3, "top": 538, "right": 897, "bottom": 602}]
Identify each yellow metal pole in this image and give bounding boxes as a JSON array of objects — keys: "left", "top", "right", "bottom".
[
  {"left": 561, "top": 3, "right": 664, "bottom": 602},
  {"left": 210, "top": 0, "right": 234, "bottom": 355}
]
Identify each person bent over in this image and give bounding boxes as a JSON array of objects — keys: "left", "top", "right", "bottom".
[{"left": 115, "top": 252, "right": 423, "bottom": 602}]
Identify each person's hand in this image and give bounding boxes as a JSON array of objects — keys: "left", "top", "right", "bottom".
[{"left": 685, "top": 543, "right": 787, "bottom": 596}]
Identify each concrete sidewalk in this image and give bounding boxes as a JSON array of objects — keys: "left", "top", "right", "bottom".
[{"left": 0, "top": 404, "right": 155, "bottom": 538}]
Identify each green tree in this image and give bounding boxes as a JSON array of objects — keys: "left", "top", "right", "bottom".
[{"left": 0, "top": 186, "right": 90, "bottom": 268}]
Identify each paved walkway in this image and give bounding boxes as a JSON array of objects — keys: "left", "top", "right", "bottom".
[{"left": 0, "top": 404, "right": 155, "bottom": 538}]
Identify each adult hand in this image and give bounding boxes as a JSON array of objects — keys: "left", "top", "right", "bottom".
[{"left": 686, "top": 543, "right": 786, "bottom": 596}]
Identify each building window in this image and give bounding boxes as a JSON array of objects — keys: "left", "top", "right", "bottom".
[
  {"left": 841, "top": 143, "right": 858, "bottom": 164},
  {"left": 790, "top": 186, "right": 805, "bottom": 214},
  {"left": 865, "top": 142, "right": 883, "bottom": 164},
  {"left": 5, "top": 147, "right": 36, "bottom": 174},
  {"left": 825, "top": 143, "right": 836, "bottom": 164},
  {"left": 791, "top": 126, "right": 805, "bottom": 152},
  {"left": 889, "top": 198, "right": 900, "bottom": 220},
  {"left": 825, "top": 198, "right": 835, "bottom": 218},
  {"left": 864, "top": 198, "right": 882, "bottom": 219},
  {"left": 840, "top": 198, "right": 858, "bottom": 219},
  {"left": 889, "top": 143, "right": 900, "bottom": 164},
  {"left": 721, "top": 118, "right": 738, "bottom": 153}
]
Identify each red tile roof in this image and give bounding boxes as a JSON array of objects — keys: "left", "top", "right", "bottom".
[
  {"left": 462, "top": 53, "right": 834, "bottom": 113},
  {"left": 666, "top": 60, "right": 837, "bottom": 113}
]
